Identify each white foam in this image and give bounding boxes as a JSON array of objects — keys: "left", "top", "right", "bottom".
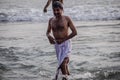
[
  {"left": 0, "top": 5, "right": 120, "bottom": 22},
  {"left": 65, "top": 5, "right": 120, "bottom": 21}
]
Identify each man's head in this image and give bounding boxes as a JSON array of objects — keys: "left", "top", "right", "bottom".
[
  {"left": 53, "top": 1, "right": 63, "bottom": 10},
  {"left": 52, "top": 1, "right": 63, "bottom": 17}
]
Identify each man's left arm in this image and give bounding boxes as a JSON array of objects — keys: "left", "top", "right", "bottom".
[{"left": 65, "top": 16, "right": 77, "bottom": 41}]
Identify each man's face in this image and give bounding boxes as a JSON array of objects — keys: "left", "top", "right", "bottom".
[{"left": 53, "top": 7, "right": 63, "bottom": 17}]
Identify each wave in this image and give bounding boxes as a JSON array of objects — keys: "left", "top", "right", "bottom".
[
  {"left": 0, "top": 47, "right": 19, "bottom": 61},
  {"left": 0, "top": 37, "right": 23, "bottom": 41},
  {"left": 0, "top": 63, "right": 9, "bottom": 71},
  {"left": 93, "top": 69, "right": 120, "bottom": 80},
  {"left": 0, "top": 5, "right": 120, "bottom": 22},
  {"left": 66, "top": 5, "right": 120, "bottom": 21},
  {"left": 0, "top": 8, "right": 48, "bottom": 22},
  {"left": 71, "top": 66, "right": 120, "bottom": 80}
]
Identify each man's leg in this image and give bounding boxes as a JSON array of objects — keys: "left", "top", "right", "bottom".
[
  {"left": 66, "top": 57, "right": 70, "bottom": 75},
  {"left": 60, "top": 57, "right": 70, "bottom": 75}
]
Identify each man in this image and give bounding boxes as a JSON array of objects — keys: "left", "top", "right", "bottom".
[
  {"left": 46, "top": 1, "right": 77, "bottom": 80},
  {"left": 43, "top": 0, "right": 63, "bottom": 13}
]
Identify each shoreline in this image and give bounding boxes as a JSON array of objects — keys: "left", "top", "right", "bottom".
[
  {"left": 0, "top": 20, "right": 120, "bottom": 27},
  {"left": 74, "top": 20, "right": 120, "bottom": 27}
]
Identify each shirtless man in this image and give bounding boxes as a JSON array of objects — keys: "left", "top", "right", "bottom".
[
  {"left": 46, "top": 1, "right": 77, "bottom": 80},
  {"left": 43, "top": 0, "right": 63, "bottom": 13}
]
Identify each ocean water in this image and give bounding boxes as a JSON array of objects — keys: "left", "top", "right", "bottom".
[
  {"left": 0, "top": 0, "right": 120, "bottom": 22},
  {"left": 0, "top": 21, "right": 120, "bottom": 80},
  {"left": 0, "top": 0, "right": 120, "bottom": 80}
]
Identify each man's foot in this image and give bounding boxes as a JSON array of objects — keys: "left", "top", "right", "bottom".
[{"left": 62, "top": 77, "right": 67, "bottom": 80}]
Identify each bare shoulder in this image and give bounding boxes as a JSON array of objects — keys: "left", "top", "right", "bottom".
[
  {"left": 49, "top": 17, "right": 55, "bottom": 24},
  {"left": 64, "top": 15, "right": 75, "bottom": 27},
  {"left": 64, "top": 15, "right": 71, "bottom": 22},
  {"left": 49, "top": 17, "right": 54, "bottom": 21}
]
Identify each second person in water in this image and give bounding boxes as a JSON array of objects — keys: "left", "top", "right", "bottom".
[{"left": 43, "top": 0, "right": 63, "bottom": 13}]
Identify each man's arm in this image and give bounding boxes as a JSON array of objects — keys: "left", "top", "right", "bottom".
[
  {"left": 46, "top": 19, "right": 55, "bottom": 44},
  {"left": 43, "top": 0, "right": 52, "bottom": 13},
  {"left": 65, "top": 16, "right": 77, "bottom": 40}
]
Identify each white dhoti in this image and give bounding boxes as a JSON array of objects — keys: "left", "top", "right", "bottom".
[{"left": 54, "top": 40, "right": 72, "bottom": 80}]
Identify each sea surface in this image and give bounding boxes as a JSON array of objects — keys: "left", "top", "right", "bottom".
[
  {"left": 0, "top": 21, "right": 120, "bottom": 80},
  {"left": 0, "top": 0, "right": 120, "bottom": 80},
  {"left": 0, "top": 0, "right": 120, "bottom": 22}
]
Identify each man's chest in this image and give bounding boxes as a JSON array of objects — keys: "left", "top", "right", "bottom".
[
  {"left": 51, "top": 19, "right": 68, "bottom": 31},
  {"left": 52, "top": 21, "right": 67, "bottom": 31}
]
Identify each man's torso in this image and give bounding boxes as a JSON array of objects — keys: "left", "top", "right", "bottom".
[{"left": 50, "top": 16, "right": 69, "bottom": 41}]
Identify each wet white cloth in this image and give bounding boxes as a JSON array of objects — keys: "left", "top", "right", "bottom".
[{"left": 54, "top": 40, "right": 72, "bottom": 80}]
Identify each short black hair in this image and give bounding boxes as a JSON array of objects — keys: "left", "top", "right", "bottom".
[{"left": 52, "top": 1, "right": 63, "bottom": 10}]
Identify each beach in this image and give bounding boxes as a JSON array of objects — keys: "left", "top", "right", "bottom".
[{"left": 0, "top": 20, "right": 120, "bottom": 80}]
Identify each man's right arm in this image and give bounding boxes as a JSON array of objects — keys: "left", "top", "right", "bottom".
[{"left": 46, "top": 19, "right": 55, "bottom": 44}]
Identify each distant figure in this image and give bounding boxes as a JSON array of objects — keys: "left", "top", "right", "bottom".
[
  {"left": 46, "top": 1, "right": 77, "bottom": 80},
  {"left": 43, "top": 0, "right": 63, "bottom": 13}
]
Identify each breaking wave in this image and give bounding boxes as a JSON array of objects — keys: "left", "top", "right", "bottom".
[{"left": 0, "top": 5, "right": 120, "bottom": 22}]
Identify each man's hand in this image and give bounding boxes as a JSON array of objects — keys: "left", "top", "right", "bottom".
[{"left": 47, "top": 35, "right": 55, "bottom": 44}]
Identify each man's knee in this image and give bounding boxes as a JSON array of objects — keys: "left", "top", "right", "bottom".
[
  {"left": 62, "top": 57, "right": 69, "bottom": 64},
  {"left": 64, "top": 57, "right": 69, "bottom": 63},
  {"left": 60, "top": 57, "right": 69, "bottom": 67},
  {"left": 61, "top": 62, "right": 66, "bottom": 67}
]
